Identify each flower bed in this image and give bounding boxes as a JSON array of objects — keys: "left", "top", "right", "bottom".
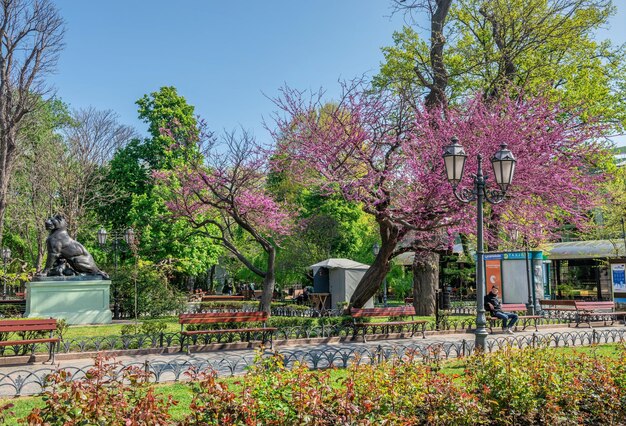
[{"left": 4, "top": 344, "right": 626, "bottom": 425}]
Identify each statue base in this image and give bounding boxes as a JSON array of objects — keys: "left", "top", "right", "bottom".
[{"left": 25, "top": 278, "right": 112, "bottom": 325}]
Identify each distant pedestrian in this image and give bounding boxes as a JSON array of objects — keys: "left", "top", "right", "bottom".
[{"left": 485, "top": 286, "right": 518, "bottom": 333}]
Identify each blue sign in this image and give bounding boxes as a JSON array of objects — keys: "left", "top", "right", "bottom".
[
  {"left": 483, "top": 253, "right": 503, "bottom": 260},
  {"left": 612, "top": 264, "right": 626, "bottom": 292},
  {"left": 481, "top": 251, "right": 542, "bottom": 261}
]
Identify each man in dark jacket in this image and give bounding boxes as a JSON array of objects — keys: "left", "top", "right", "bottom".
[{"left": 484, "top": 286, "right": 518, "bottom": 333}]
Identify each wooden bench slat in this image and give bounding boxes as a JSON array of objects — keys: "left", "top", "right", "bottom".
[
  {"left": 351, "top": 307, "right": 416, "bottom": 318},
  {"left": 0, "top": 325, "right": 57, "bottom": 332},
  {"left": 350, "top": 306, "right": 425, "bottom": 342},
  {"left": 179, "top": 311, "right": 274, "bottom": 353},
  {"left": 0, "top": 319, "right": 58, "bottom": 363},
  {"left": 182, "top": 327, "right": 277, "bottom": 336},
  {"left": 180, "top": 312, "right": 268, "bottom": 323},
  {"left": 572, "top": 301, "right": 626, "bottom": 328},
  {"left": 0, "top": 319, "right": 58, "bottom": 326},
  {"left": 0, "top": 338, "right": 59, "bottom": 347}
]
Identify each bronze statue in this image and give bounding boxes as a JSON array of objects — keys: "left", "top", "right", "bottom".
[{"left": 40, "top": 214, "right": 109, "bottom": 279}]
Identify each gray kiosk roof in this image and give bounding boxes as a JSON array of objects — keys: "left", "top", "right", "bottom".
[
  {"left": 309, "top": 258, "right": 370, "bottom": 273},
  {"left": 543, "top": 240, "right": 625, "bottom": 260}
]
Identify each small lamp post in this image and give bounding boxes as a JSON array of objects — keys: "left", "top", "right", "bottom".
[
  {"left": 1, "top": 248, "right": 10, "bottom": 299},
  {"left": 523, "top": 236, "right": 535, "bottom": 315},
  {"left": 97, "top": 228, "right": 135, "bottom": 319},
  {"left": 443, "top": 137, "right": 516, "bottom": 350},
  {"left": 372, "top": 242, "right": 387, "bottom": 307}
]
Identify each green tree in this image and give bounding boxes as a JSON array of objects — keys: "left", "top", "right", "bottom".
[
  {"left": 374, "top": 0, "right": 623, "bottom": 313},
  {"left": 5, "top": 98, "right": 71, "bottom": 270},
  {"left": 379, "top": 0, "right": 626, "bottom": 130},
  {"left": 103, "top": 87, "right": 220, "bottom": 281}
]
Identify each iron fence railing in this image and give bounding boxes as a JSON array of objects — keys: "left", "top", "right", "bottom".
[
  {"left": 1, "top": 328, "right": 624, "bottom": 397},
  {"left": 0, "top": 316, "right": 575, "bottom": 357}
]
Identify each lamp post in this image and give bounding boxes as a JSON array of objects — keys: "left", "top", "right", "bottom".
[
  {"left": 372, "top": 242, "right": 387, "bottom": 307},
  {"left": 1, "top": 248, "right": 10, "bottom": 299},
  {"left": 443, "top": 136, "right": 516, "bottom": 350},
  {"left": 523, "top": 236, "right": 536, "bottom": 315},
  {"left": 97, "top": 228, "right": 134, "bottom": 320},
  {"left": 621, "top": 218, "right": 626, "bottom": 260}
]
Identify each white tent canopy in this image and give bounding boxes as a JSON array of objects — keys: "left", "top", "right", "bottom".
[
  {"left": 542, "top": 240, "right": 625, "bottom": 260},
  {"left": 309, "top": 258, "right": 370, "bottom": 274}
]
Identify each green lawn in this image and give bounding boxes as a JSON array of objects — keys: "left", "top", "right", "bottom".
[
  {"left": 61, "top": 317, "right": 181, "bottom": 340},
  {"left": 1, "top": 344, "right": 622, "bottom": 424},
  {"left": 60, "top": 314, "right": 475, "bottom": 340}
]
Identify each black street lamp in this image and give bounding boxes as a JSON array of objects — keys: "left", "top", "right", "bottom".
[
  {"left": 2, "top": 248, "right": 10, "bottom": 299},
  {"left": 372, "top": 242, "right": 387, "bottom": 307},
  {"left": 523, "top": 236, "right": 535, "bottom": 315},
  {"left": 443, "top": 136, "right": 516, "bottom": 350},
  {"left": 97, "top": 228, "right": 135, "bottom": 320}
]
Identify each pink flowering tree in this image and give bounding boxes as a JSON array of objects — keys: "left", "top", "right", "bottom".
[
  {"left": 272, "top": 82, "right": 606, "bottom": 312},
  {"left": 155, "top": 128, "right": 292, "bottom": 313}
]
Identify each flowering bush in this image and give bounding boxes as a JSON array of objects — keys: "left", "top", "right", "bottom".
[
  {"left": 16, "top": 344, "right": 626, "bottom": 425},
  {"left": 22, "top": 353, "right": 175, "bottom": 425},
  {"left": 179, "top": 350, "right": 485, "bottom": 425},
  {"left": 465, "top": 346, "right": 626, "bottom": 425}
]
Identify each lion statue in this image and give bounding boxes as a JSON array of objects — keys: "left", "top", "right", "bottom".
[{"left": 40, "top": 214, "right": 109, "bottom": 279}]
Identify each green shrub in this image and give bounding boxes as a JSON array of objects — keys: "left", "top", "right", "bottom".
[
  {"left": 54, "top": 319, "right": 68, "bottom": 340},
  {"left": 120, "top": 320, "right": 168, "bottom": 336},
  {"left": 140, "top": 319, "right": 168, "bottom": 335},
  {"left": 465, "top": 345, "right": 626, "bottom": 425},
  {"left": 266, "top": 317, "right": 315, "bottom": 328},
  {"left": 317, "top": 315, "right": 353, "bottom": 327},
  {"left": 112, "top": 261, "right": 186, "bottom": 318},
  {"left": 0, "top": 303, "right": 22, "bottom": 318}
]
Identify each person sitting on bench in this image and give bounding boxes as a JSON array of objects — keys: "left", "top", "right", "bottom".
[{"left": 485, "top": 286, "right": 518, "bottom": 334}]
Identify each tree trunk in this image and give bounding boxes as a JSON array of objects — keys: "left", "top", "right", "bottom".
[
  {"left": 349, "top": 224, "right": 399, "bottom": 309},
  {"left": 258, "top": 247, "right": 276, "bottom": 314},
  {"left": 424, "top": 0, "right": 453, "bottom": 109},
  {"left": 412, "top": 250, "right": 439, "bottom": 316},
  {"left": 208, "top": 265, "right": 215, "bottom": 292}
]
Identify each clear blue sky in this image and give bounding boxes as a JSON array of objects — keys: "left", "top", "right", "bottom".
[{"left": 51, "top": 1, "right": 626, "bottom": 145}]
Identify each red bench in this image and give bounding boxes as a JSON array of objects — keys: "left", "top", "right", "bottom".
[
  {"left": 573, "top": 301, "right": 626, "bottom": 328},
  {"left": 179, "top": 311, "right": 276, "bottom": 354},
  {"left": 0, "top": 318, "right": 58, "bottom": 363},
  {"left": 488, "top": 303, "right": 542, "bottom": 333},
  {"left": 350, "top": 306, "right": 427, "bottom": 342}
]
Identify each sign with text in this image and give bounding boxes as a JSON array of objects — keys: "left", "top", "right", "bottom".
[
  {"left": 612, "top": 263, "right": 626, "bottom": 292},
  {"left": 485, "top": 259, "right": 502, "bottom": 294}
]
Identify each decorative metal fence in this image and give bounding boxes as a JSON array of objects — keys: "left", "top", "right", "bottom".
[
  {"left": 0, "top": 315, "right": 574, "bottom": 357},
  {"left": 1, "top": 328, "right": 625, "bottom": 397}
]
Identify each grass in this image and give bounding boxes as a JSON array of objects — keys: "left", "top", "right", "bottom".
[
  {"left": 1, "top": 343, "right": 623, "bottom": 424},
  {"left": 59, "top": 314, "right": 475, "bottom": 340},
  {"left": 61, "top": 317, "right": 181, "bottom": 340}
]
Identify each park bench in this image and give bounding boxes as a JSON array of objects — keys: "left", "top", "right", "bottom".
[
  {"left": 573, "top": 301, "right": 626, "bottom": 328},
  {"left": 488, "top": 304, "right": 542, "bottom": 333},
  {"left": 0, "top": 318, "right": 58, "bottom": 363},
  {"left": 179, "top": 311, "right": 276, "bottom": 354},
  {"left": 350, "top": 306, "right": 427, "bottom": 343},
  {"left": 539, "top": 299, "right": 576, "bottom": 313}
]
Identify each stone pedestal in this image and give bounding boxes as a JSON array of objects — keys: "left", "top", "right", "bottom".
[{"left": 25, "top": 278, "right": 112, "bottom": 324}]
